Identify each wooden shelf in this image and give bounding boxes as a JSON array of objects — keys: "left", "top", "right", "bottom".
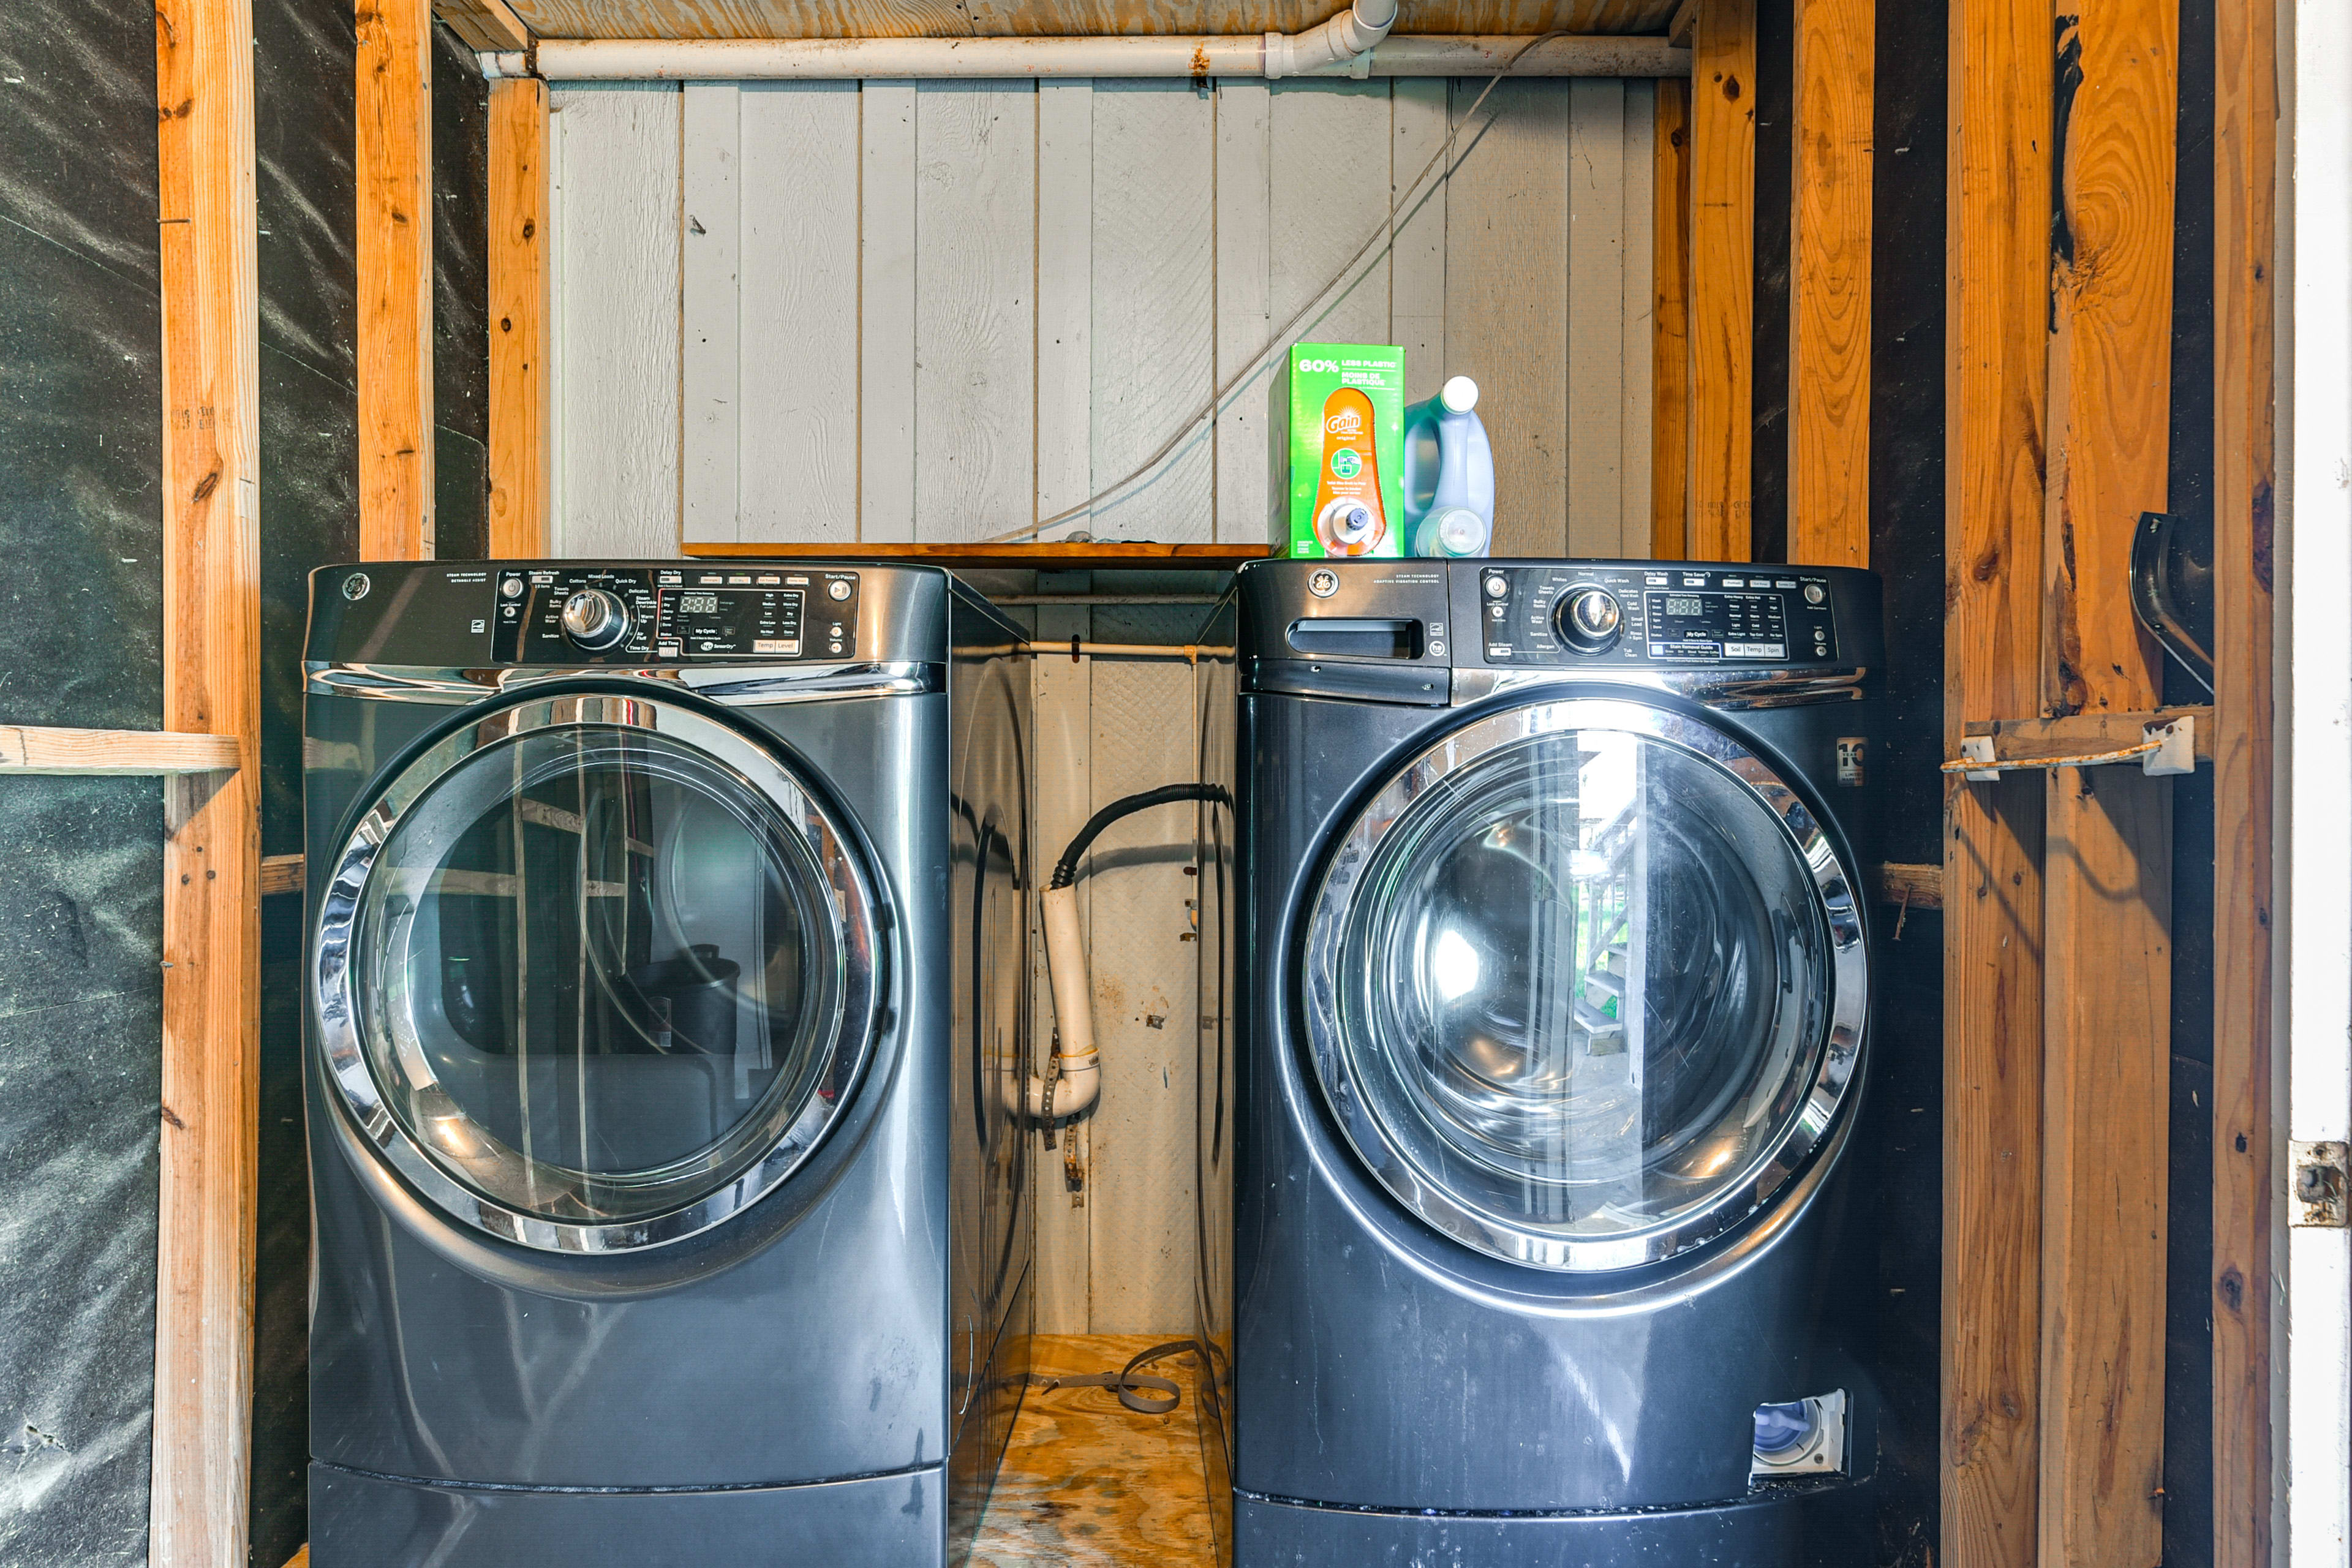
[{"left": 683, "top": 541, "right": 1268, "bottom": 571}]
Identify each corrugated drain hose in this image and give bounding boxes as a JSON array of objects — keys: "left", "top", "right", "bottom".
[
  {"left": 1013, "top": 783, "right": 1234, "bottom": 1125},
  {"left": 1050, "top": 783, "right": 1234, "bottom": 889}
]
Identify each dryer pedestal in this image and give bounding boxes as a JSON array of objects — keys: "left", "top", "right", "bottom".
[{"left": 312, "top": 1462, "right": 946, "bottom": 1567}]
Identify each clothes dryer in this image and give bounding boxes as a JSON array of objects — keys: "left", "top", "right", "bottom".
[
  {"left": 1206, "top": 558, "right": 1883, "bottom": 1566},
  {"left": 301, "top": 561, "right": 1031, "bottom": 1566}
]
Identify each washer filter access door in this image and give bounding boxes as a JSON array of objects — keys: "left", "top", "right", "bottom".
[
  {"left": 1301, "top": 696, "right": 1866, "bottom": 1272},
  {"left": 313, "top": 692, "right": 881, "bottom": 1254}
]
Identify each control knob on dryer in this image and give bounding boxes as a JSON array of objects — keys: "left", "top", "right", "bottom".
[
  {"left": 560, "top": 587, "right": 632, "bottom": 651},
  {"left": 1554, "top": 585, "right": 1623, "bottom": 654}
]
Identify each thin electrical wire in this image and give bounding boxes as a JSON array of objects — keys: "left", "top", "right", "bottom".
[{"left": 987, "top": 30, "right": 1580, "bottom": 545}]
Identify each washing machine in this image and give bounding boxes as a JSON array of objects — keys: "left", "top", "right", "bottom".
[
  {"left": 300, "top": 560, "right": 1032, "bottom": 1566},
  {"left": 1209, "top": 557, "right": 1882, "bottom": 1565}
]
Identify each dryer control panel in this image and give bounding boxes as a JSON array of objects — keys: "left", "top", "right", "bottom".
[
  {"left": 1472, "top": 564, "right": 1841, "bottom": 667},
  {"left": 493, "top": 565, "right": 861, "bottom": 663}
]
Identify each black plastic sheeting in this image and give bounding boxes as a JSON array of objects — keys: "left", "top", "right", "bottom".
[{"left": 0, "top": 2, "right": 167, "bottom": 1561}]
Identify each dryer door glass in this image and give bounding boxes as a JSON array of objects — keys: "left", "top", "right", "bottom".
[
  {"left": 1305, "top": 698, "right": 1865, "bottom": 1271},
  {"left": 337, "top": 710, "right": 872, "bottom": 1238}
]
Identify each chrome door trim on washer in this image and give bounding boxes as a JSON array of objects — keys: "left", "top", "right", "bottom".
[
  {"left": 311, "top": 690, "right": 883, "bottom": 1254},
  {"left": 306, "top": 659, "right": 946, "bottom": 706},
  {"left": 1299, "top": 695, "right": 1868, "bottom": 1272},
  {"left": 1449, "top": 665, "right": 1870, "bottom": 711}
]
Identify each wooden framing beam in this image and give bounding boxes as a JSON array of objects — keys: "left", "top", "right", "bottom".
[
  {"left": 1786, "top": 0, "right": 1872, "bottom": 568},
  {"left": 1650, "top": 76, "right": 1692, "bottom": 560},
  {"left": 357, "top": 0, "right": 435, "bottom": 560},
  {"left": 2035, "top": 8, "right": 2177, "bottom": 1562},
  {"left": 0, "top": 726, "right": 241, "bottom": 775},
  {"left": 2211, "top": 0, "right": 2279, "bottom": 1556},
  {"left": 487, "top": 74, "right": 550, "bottom": 556},
  {"left": 1942, "top": 0, "right": 2052, "bottom": 1561},
  {"left": 1686, "top": 0, "right": 1754, "bottom": 561},
  {"left": 151, "top": 0, "right": 262, "bottom": 1561},
  {"left": 434, "top": 0, "right": 529, "bottom": 52}
]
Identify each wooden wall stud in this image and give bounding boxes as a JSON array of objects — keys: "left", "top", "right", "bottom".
[
  {"left": 1942, "top": 0, "right": 2053, "bottom": 1561},
  {"left": 488, "top": 74, "right": 550, "bottom": 557},
  {"left": 2034, "top": 7, "right": 2179, "bottom": 1561},
  {"left": 1650, "top": 75, "right": 1692, "bottom": 560},
  {"left": 1787, "top": 0, "right": 1872, "bottom": 568},
  {"left": 151, "top": 0, "right": 263, "bottom": 1561},
  {"left": 1686, "top": 0, "right": 1755, "bottom": 562},
  {"left": 357, "top": 0, "right": 435, "bottom": 560}
]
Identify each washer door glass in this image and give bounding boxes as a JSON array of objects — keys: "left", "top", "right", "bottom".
[
  {"left": 1305, "top": 698, "right": 1863, "bottom": 1271},
  {"left": 326, "top": 699, "right": 875, "bottom": 1247}
]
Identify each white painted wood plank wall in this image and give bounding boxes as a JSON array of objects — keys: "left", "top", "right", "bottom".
[
  {"left": 544, "top": 75, "right": 1660, "bottom": 1336},
  {"left": 549, "top": 77, "right": 1657, "bottom": 558}
]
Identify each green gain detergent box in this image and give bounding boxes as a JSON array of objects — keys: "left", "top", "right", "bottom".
[{"left": 1275, "top": 342, "right": 1406, "bottom": 558}]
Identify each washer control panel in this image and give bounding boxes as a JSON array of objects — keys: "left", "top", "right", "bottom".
[
  {"left": 1477, "top": 565, "right": 1840, "bottom": 666},
  {"left": 494, "top": 565, "right": 861, "bottom": 663}
]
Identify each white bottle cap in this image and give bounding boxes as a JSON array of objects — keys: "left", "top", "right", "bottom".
[{"left": 1439, "top": 375, "right": 1479, "bottom": 414}]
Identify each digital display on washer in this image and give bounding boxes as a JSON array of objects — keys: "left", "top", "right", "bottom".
[
  {"left": 656, "top": 586, "right": 805, "bottom": 657},
  {"left": 1643, "top": 589, "right": 1789, "bottom": 660}
]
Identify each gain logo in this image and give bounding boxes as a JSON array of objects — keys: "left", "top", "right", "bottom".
[{"left": 1325, "top": 407, "right": 1364, "bottom": 438}]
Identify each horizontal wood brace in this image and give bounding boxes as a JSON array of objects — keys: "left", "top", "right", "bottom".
[
  {"left": 1944, "top": 705, "right": 2213, "bottom": 773},
  {"left": 1872, "top": 861, "right": 1942, "bottom": 910},
  {"left": 0, "top": 725, "right": 243, "bottom": 775}
]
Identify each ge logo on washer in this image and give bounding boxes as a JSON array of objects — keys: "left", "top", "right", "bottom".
[
  {"left": 1308, "top": 568, "right": 1340, "bottom": 598},
  {"left": 342, "top": 572, "right": 371, "bottom": 601}
]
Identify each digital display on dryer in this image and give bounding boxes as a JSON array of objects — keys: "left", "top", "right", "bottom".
[{"left": 656, "top": 586, "right": 805, "bottom": 657}]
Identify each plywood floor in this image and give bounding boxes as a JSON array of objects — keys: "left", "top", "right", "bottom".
[{"left": 973, "top": 1333, "right": 1219, "bottom": 1568}]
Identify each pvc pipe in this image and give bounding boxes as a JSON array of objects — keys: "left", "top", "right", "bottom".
[
  {"left": 486, "top": 32, "right": 1689, "bottom": 81},
  {"left": 1011, "top": 884, "right": 1099, "bottom": 1121}
]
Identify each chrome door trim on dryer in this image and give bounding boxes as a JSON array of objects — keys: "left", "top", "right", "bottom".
[
  {"left": 306, "top": 659, "right": 946, "bottom": 707},
  {"left": 312, "top": 690, "right": 883, "bottom": 1254},
  {"left": 1298, "top": 695, "right": 1868, "bottom": 1273}
]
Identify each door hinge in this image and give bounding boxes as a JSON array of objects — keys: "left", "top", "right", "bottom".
[{"left": 2290, "top": 1140, "right": 2350, "bottom": 1227}]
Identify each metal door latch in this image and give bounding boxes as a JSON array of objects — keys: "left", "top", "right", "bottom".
[{"left": 2291, "top": 1140, "right": 2350, "bottom": 1227}]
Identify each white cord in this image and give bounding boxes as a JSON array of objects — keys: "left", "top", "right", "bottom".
[{"left": 987, "top": 31, "right": 1578, "bottom": 546}]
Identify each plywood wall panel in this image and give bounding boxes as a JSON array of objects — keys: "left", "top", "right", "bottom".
[
  {"left": 1392, "top": 77, "right": 1452, "bottom": 403},
  {"left": 1566, "top": 76, "right": 1627, "bottom": 551},
  {"left": 1445, "top": 77, "right": 1569, "bottom": 554},
  {"left": 1081, "top": 624, "right": 1204, "bottom": 1335},
  {"left": 1030, "top": 594, "right": 1095, "bottom": 1335},
  {"left": 913, "top": 81, "right": 1035, "bottom": 542},
  {"left": 680, "top": 82, "right": 742, "bottom": 543},
  {"left": 859, "top": 80, "right": 919, "bottom": 542},
  {"left": 1038, "top": 82, "right": 1096, "bottom": 537},
  {"left": 1618, "top": 78, "right": 1656, "bottom": 548},
  {"left": 1213, "top": 80, "right": 1275, "bottom": 548},
  {"left": 1269, "top": 81, "right": 1394, "bottom": 349},
  {"left": 548, "top": 83, "right": 682, "bottom": 557},
  {"left": 1090, "top": 84, "right": 1215, "bottom": 544},
  {"left": 740, "top": 83, "right": 862, "bottom": 537}
]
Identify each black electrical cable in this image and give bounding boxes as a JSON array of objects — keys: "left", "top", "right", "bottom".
[{"left": 1048, "top": 784, "right": 1232, "bottom": 890}]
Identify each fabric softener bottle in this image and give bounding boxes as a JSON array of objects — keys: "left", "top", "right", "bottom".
[{"left": 1403, "top": 375, "right": 1494, "bottom": 557}]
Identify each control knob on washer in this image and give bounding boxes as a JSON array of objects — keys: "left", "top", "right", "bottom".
[
  {"left": 560, "top": 587, "right": 632, "bottom": 651},
  {"left": 1555, "top": 586, "right": 1623, "bottom": 654}
]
